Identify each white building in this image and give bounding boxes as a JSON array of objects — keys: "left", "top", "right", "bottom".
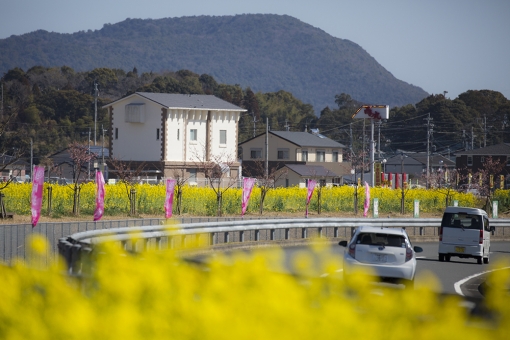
[{"left": 103, "top": 92, "right": 246, "bottom": 183}]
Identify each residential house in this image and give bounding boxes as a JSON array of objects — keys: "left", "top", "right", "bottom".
[
  {"left": 239, "top": 130, "right": 349, "bottom": 187},
  {"left": 48, "top": 146, "right": 109, "bottom": 183},
  {"left": 102, "top": 92, "right": 246, "bottom": 185},
  {"left": 383, "top": 153, "right": 455, "bottom": 186},
  {"left": 454, "top": 143, "right": 510, "bottom": 189},
  {"left": 0, "top": 154, "right": 28, "bottom": 182},
  {"left": 276, "top": 164, "right": 339, "bottom": 188}
]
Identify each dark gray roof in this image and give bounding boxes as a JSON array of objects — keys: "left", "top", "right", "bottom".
[
  {"left": 104, "top": 92, "right": 246, "bottom": 111},
  {"left": 270, "top": 131, "right": 346, "bottom": 148},
  {"left": 285, "top": 164, "right": 339, "bottom": 177},
  {"left": 407, "top": 154, "right": 455, "bottom": 167},
  {"left": 455, "top": 143, "right": 510, "bottom": 156}
]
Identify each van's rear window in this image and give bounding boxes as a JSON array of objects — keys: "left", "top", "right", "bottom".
[{"left": 441, "top": 213, "right": 482, "bottom": 229}]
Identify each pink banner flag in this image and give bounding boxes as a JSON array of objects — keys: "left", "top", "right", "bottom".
[
  {"left": 241, "top": 177, "right": 256, "bottom": 216},
  {"left": 363, "top": 181, "right": 371, "bottom": 217},
  {"left": 165, "top": 179, "right": 177, "bottom": 218},
  {"left": 93, "top": 171, "right": 105, "bottom": 221},
  {"left": 31, "top": 166, "right": 45, "bottom": 227},
  {"left": 305, "top": 180, "right": 316, "bottom": 218}
]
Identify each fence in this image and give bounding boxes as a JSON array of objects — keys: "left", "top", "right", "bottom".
[
  {"left": 56, "top": 217, "right": 510, "bottom": 274},
  {"left": 3, "top": 217, "right": 510, "bottom": 270},
  {"left": 0, "top": 216, "right": 272, "bottom": 264}
]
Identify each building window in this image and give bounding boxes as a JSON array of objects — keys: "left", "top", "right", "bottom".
[
  {"left": 190, "top": 129, "right": 197, "bottom": 141},
  {"left": 480, "top": 156, "right": 485, "bottom": 163},
  {"left": 332, "top": 151, "right": 339, "bottom": 162},
  {"left": 115, "top": 128, "right": 118, "bottom": 140},
  {"left": 177, "top": 129, "right": 180, "bottom": 140},
  {"left": 220, "top": 130, "right": 227, "bottom": 144},
  {"left": 125, "top": 103, "right": 145, "bottom": 123},
  {"left": 302, "top": 150, "right": 308, "bottom": 162},
  {"left": 250, "top": 149, "right": 262, "bottom": 159},
  {"left": 277, "top": 149, "right": 289, "bottom": 160},
  {"left": 189, "top": 168, "right": 197, "bottom": 182},
  {"left": 316, "top": 150, "right": 325, "bottom": 162},
  {"left": 156, "top": 128, "right": 160, "bottom": 140},
  {"left": 467, "top": 156, "right": 473, "bottom": 166}
]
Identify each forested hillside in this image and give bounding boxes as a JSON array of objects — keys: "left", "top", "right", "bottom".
[
  {"left": 0, "top": 14, "right": 429, "bottom": 112},
  {"left": 1, "top": 65, "right": 508, "bottom": 170}
]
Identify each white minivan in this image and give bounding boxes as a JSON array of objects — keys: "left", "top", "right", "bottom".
[{"left": 438, "top": 207, "right": 494, "bottom": 264}]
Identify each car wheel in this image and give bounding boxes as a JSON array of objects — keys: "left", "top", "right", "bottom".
[
  {"left": 445, "top": 255, "right": 451, "bottom": 262},
  {"left": 477, "top": 256, "right": 483, "bottom": 265},
  {"left": 439, "top": 254, "right": 445, "bottom": 262},
  {"left": 483, "top": 256, "right": 489, "bottom": 264}
]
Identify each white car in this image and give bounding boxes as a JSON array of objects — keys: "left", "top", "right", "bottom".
[{"left": 339, "top": 226, "right": 423, "bottom": 288}]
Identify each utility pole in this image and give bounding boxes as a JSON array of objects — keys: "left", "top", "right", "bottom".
[
  {"left": 101, "top": 125, "right": 105, "bottom": 176},
  {"left": 88, "top": 128, "right": 91, "bottom": 179},
  {"left": 0, "top": 83, "right": 3, "bottom": 117},
  {"left": 424, "top": 113, "right": 434, "bottom": 189},
  {"left": 482, "top": 115, "right": 487, "bottom": 147},
  {"left": 471, "top": 126, "right": 476, "bottom": 150},
  {"left": 30, "top": 138, "right": 33, "bottom": 182},
  {"left": 94, "top": 81, "right": 98, "bottom": 146},
  {"left": 265, "top": 117, "right": 268, "bottom": 180},
  {"left": 377, "top": 120, "right": 382, "bottom": 159},
  {"left": 252, "top": 113, "right": 257, "bottom": 137},
  {"left": 361, "top": 119, "right": 365, "bottom": 184}
]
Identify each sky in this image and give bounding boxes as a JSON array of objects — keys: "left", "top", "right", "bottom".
[{"left": 1, "top": 0, "right": 510, "bottom": 100}]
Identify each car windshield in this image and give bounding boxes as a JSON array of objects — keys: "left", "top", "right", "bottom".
[
  {"left": 356, "top": 233, "right": 406, "bottom": 247},
  {"left": 441, "top": 212, "right": 481, "bottom": 229}
]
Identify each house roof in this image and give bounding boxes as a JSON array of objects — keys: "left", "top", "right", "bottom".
[
  {"left": 454, "top": 143, "right": 510, "bottom": 156},
  {"left": 241, "top": 130, "right": 345, "bottom": 148},
  {"left": 285, "top": 164, "right": 339, "bottom": 177},
  {"left": 103, "top": 92, "right": 247, "bottom": 112},
  {"left": 49, "top": 146, "right": 109, "bottom": 163},
  {"left": 0, "top": 154, "right": 28, "bottom": 166},
  {"left": 385, "top": 153, "right": 455, "bottom": 167}
]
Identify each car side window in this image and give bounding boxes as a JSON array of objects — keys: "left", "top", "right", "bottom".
[{"left": 484, "top": 217, "right": 490, "bottom": 231}]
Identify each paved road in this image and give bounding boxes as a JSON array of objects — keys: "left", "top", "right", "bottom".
[
  {"left": 201, "top": 241, "right": 510, "bottom": 297},
  {"left": 413, "top": 241, "right": 510, "bottom": 297}
]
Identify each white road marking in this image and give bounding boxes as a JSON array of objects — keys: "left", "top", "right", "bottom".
[{"left": 454, "top": 266, "right": 510, "bottom": 296}]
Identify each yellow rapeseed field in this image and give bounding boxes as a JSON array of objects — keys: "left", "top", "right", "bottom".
[{"left": 2, "top": 182, "right": 507, "bottom": 217}]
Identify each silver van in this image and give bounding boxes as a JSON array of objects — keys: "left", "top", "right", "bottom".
[{"left": 438, "top": 207, "right": 493, "bottom": 264}]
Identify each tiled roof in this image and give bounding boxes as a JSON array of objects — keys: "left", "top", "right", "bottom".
[
  {"left": 105, "top": 92, "right": 246, "bottom": 111},
  {"left": 285, "top": 164, "right": 339, "bottom": 177},
  {"left": 270, "top": 131, "right": 346, "bottom": 148},
  {"left": 454, "top": 143, "right": 510, "bottom": 156},
  {"left": 407, "top": 154, "right": 455, "bottom": 167}
]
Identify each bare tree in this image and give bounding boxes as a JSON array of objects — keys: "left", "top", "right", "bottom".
[
  {"left": 0, "top": 106, "right": 29, "bottom": 218},
  {"left": 307, "top": 168, "right": 334, "bottom": 215},
  {"left": 193, "top": 148, "right": 239, "bottom": 217},
  {"left": 243, "top": 159, "right": 287, "bottom": 214},
  {"left": 427, "top": 167, "right": 463, "bottom": 207},
  {"left": 469, "top": 157, "right": 506, "bottom": 213},
  {"left": 108, "top": 158, "right": 146, "bottom": 216},
  {"left": 172, "top": 169, "right": 189, "bottom": 215},
  {"left": 67, "top": 142, "right": 95, "bottom": 215}
]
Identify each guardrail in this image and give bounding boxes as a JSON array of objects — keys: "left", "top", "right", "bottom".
[{"left": 59, "top": 218, "right": 510, "bottom": 274}]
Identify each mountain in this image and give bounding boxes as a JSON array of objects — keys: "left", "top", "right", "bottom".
[{"left": 0, "top": 14, "right": 429, "bottom": 112}]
